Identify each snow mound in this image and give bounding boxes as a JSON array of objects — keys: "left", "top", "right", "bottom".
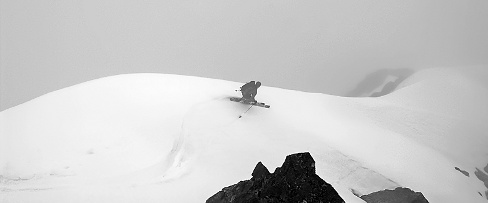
[{"left": 1, "top": 71, "right": 487, "bottom": 203}]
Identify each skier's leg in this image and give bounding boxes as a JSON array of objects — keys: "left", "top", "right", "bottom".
[
  {"left": 241, "top": 89, "right": 251, "bottom": 101},
  {"left": 249, "top": 89, "right": 257, "bottom": 102},
  {"left": 240, "top": 89, "right": 245, "bottom": 98},
  {"left": 252, "top": 91, "right": 258, "bottom": 102}
]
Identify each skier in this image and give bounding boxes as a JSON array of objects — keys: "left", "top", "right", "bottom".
[
  {"left": 230, "top": 81, "right": 269, "bottom": 108},
  {"left": 240, "top": 81, "right": 261, "bottom": 103}
]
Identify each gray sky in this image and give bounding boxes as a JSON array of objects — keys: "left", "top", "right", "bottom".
[{"left": 1, "top": 0, "right": 488, "bottom": 111}]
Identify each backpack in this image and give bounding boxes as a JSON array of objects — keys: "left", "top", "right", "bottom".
[{"left": 241, "top": 81, "right": 255, "bottom": 91}]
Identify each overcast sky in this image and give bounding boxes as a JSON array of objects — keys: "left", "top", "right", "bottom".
[{"left": 1, "top": 0, "right": 488, "bottom": 111}]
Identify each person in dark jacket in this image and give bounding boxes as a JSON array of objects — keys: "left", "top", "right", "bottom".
[{"left": 240, "top": 81, "right": 261, "bottom": 103}]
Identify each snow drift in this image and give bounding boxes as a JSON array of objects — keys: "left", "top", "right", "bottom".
[{"left": 1, "top": 68, "right": 487, "bottom": 203}]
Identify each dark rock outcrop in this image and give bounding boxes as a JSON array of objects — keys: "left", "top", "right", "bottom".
[
  {"left": 474, "top": 168, "right": 488, "bottom": 200},
  {"left": 360, "top": 187, "right": 429, "bottom": 203},
  {"left": 454, "top": 167, "right": 470, "bottom": 177},
  {"left": 251, "top": 162, "right": 270, "bottom": 180},
  {"left": 475, "top": 168, "right": 488, "bottom": 188},
  {"left": 206, "top": 152, "right": 344, "bottom": 203}
]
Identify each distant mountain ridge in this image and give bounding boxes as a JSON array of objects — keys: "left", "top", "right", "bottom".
[{"left": 346, "top": 68, "right": 415, "bottom": 97}]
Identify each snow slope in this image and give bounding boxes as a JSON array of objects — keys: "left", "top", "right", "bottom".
[{"left": 1, "top": 69, "right": 487, "bottom": 203}]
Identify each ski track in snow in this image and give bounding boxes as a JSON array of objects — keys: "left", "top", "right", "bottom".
[{"left": 161, "top": 96, "right": 241, "bottom": 181}]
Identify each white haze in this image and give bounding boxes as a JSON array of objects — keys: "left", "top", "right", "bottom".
[{"left": 2, "top": 0, "right": 488, "bottom": 111}]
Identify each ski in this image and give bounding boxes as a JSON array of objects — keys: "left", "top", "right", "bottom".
[{"left": 229, "top": 97, "right": 270, "bottom": 108}]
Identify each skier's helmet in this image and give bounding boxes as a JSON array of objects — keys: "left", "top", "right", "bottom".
[{"left": 256, "top": 81, "right": 261, "bottom": 87}]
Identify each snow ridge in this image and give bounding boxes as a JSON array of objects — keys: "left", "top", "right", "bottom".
[{"left": 1, "top": 71, "right": 487, "bottom": 203}]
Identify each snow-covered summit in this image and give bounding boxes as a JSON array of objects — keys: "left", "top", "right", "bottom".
[{"left": 1, "top": 69, "right": 487, "bottom": 203}]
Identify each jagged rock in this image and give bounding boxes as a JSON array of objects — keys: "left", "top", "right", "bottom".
[
  {"left": 251, "top": 162, "right": 270, "bottom": 180},
  {"left": 475, "top": 168, "right": 488, "bottom": 188},
  {"left": 474, "top": 168, "right": 488, "bottom": 200},
  {"left": 454, "top": 167, "right": 470, "bottom": 177},
  {"left": 484, "top": 163, "right": 488, "bottom": 174},
  {"left": 360, "top": 187, "right": 429, "bottom": 203},
  {"left": 206, "top": 152, "right": 344, "bottom": 203}
]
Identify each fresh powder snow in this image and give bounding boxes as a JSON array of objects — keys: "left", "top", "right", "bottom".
[{"left": 1, "top": 68, "right": 487, "bottom": 203}]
